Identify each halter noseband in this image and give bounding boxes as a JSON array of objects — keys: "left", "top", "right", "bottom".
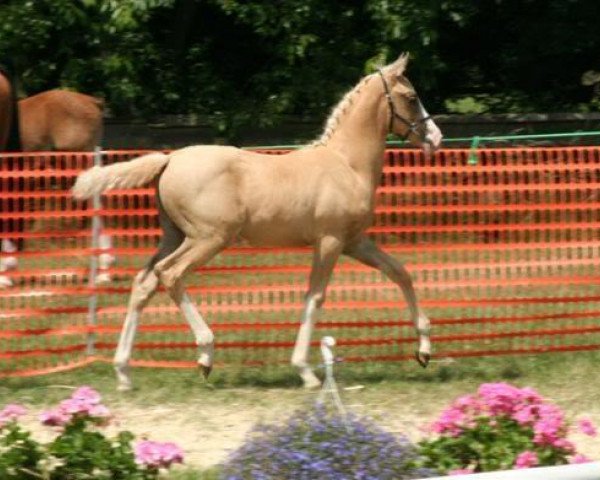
[{"left": 377, "top": 69, "right": 431, "bottom": 141}]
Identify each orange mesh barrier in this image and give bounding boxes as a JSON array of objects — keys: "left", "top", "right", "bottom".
[{"left": 2, "top": 147, "right": 600, "bottom": 377}]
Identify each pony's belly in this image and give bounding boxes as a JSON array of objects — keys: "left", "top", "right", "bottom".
[{"left": 239, "top": 222, "right": 312, "bottom": 247}]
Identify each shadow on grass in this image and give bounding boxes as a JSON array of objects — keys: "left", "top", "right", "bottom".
[{"left": 2, "top": 350, "right": 599, "bottom": 406}]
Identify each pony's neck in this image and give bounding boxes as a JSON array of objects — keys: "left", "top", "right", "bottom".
[{"left": 320, "top": 75, "right": 388, "bottom": 188}]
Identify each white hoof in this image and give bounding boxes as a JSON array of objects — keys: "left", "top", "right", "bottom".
[
  {"left": 299, "top": 369, "right": 322, "bottom": 389},
  {"left": 0, "top": 256, "right": 17, "bottom": 271},
  {"left": 117, "top": 381, "right": 133, "bottom": 392},
  {"left": 115, "top": 364, "right": 133, "bottom": 391},
  {"left": 0, "top": 275, "right": 13, "bottom": 289},
  {"left": 95, "top": 272, "right": 112, "bottom": 285}
]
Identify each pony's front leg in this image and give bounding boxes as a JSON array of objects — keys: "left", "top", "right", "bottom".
[
  {"left": 291, "top": 236, "right": 343, "bottom": 388},
  {"left": 345, "top": 236, "right": 431, "bottom": 367}
]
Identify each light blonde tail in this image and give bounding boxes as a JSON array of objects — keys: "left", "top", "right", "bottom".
[{"left": 72, "top": 152, "right": 170, "bottom": 200}]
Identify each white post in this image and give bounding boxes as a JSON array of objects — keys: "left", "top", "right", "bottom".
[
  {"left": 86, "top": 147, "right": 102, "bottom": 355},
  {"left": 317, "top": 336, "right": 347, "bottom": 417},
  {"left": 415, "top": 462, "right": 600, "bottom": 480}
]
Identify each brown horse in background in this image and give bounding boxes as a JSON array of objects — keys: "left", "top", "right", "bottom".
[
  {"left": 0, "top": 67, "right": 108, "bottom": 288},
  {"left": 18, "top": 90, "right": 104, "bottom": 151}
]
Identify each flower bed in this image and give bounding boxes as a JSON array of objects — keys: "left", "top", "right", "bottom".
[
  {"left": 0, "top": 386, "right": 184, "bottom": 479},
  {"left": 418, "top": 382, "right": 596, "bottom": 475}
]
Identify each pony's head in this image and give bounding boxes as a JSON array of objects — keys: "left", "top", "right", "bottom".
[{"left": 378, "top": 53, "right": 442, "bottom": 154}]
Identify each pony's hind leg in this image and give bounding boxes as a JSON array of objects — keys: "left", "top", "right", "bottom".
[
  {"left": 113, "top": 198, "right": 184, "bottom": 390},
  {"left": 154, "top": 236, "right": 228, "bottom": 379},
  {"left": 114, "top": 269, "right": 159, "bottom": 391}
]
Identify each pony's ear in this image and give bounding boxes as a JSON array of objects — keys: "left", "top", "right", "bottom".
[{"left": 392, "top": 52, "right": 410, "bottom": 75}]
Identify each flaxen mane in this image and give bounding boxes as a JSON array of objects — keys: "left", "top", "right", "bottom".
[{"left": 310, "top": 74, "right": 374, "bottom": 147}]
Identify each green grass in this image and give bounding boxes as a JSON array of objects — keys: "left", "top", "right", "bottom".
[{"left": 3, "top": 349, "right": 600, "bottom": 408}]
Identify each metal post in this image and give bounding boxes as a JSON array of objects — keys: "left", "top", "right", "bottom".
[
  {"left": 317, "top": 336, "right": 348, "bottom": 418},
  {"left": 86, "top": 146, "right": 102, "bottom": 356}
]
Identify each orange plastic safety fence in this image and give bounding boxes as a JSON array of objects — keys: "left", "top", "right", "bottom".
[{"left": 1, "top": 146, "right": 600, "bottom": 377}]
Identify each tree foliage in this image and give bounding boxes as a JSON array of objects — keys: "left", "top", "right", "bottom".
[{"left": 1, "top": 0, "right": 599, "bottom": 139}]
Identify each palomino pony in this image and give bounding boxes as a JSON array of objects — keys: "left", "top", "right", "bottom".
[
  {"left": 0, "top": 84, "right": 110, "bottom": 288},
  {"left": 73, "top": 54, "right": 443, "bottom": 390}
]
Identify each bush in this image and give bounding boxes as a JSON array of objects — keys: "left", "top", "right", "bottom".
[
  {"left": 220, "top": 404, "right": 434, "bottom": 480},
  {"left": 0, "top": 386, "right": 184, "bottom": 479},
  {"left": 418, "top": 382, "right": 596, "bottom": 475}
]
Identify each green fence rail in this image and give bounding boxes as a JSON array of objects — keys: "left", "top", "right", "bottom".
[{"left": 250, "top": 130, "right": 600, "bottom": 166}]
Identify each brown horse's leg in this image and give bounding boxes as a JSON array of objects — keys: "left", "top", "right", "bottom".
[
  {"left": 344, "top": 235, "right": 431, "bottom": 367},
  {"left": 0, "top": 155, "right": 25, "bottom": 289},
  {"left": 154, "top": 237, "right": 228, "bottom": 379},
  {"left": 291, "top": 235, "right": 344, "bottom": 388}
]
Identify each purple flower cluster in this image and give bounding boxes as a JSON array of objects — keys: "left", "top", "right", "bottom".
[
  {"left": 222, "top": 404, "right": 434, "bottom": 480},
  {"left": 429, "top": 382, "right": 596, "bottom": 470},
  {"left": 39, "top": 386, "right": 111, "bottom": 427},
  {"left": 134, "top": 440, "right": 185, "bottom": 469}
]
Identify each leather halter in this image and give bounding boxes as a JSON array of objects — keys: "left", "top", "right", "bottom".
[{"left": 377, "top": 69, "right": 431, "bottom": 141}]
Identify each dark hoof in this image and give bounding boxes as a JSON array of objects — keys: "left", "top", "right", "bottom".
[
  {"left": 415, "top": 351, "right": 430, "bottom": 368},
  {"left": 199, "top": 364, "right": 212, "bottom": 379}
]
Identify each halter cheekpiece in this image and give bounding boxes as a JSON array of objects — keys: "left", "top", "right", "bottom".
[{"left": 377, "top": 69, "right": 431, "bottom": 141}]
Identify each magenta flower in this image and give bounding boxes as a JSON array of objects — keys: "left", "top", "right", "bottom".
[
  {"left": 71, "top": 386, "right": 102, "bottom": 405},
  {"left": 513, "top": 404, "right": 538, "bottom": 426},
  {"left": 40, "top": 408, "right": 71, "bottom": 427},
  {"left": 134, "top": 440, "right": 184, "bottom": 469},
  {"left": 577, "top": 418, "right": 597, "bottom": 437},
  {"left": 478, "top": 382, "right": 524, "bottom": 416},
  {"left": 431, "top": 406, "right": 467, "bottom": 436},
  {"left": 532, "top": 404, "right": 566, "bottom": 446},
  {"left": 39, "top": 386, "right": 111, "bottom": 427},
  {"left": 570, "top": 454, "right": 592, "bottom": 464},
  {"left": 0, "top": 403, "right": 27, "bottom": 427},
  {"left": 0, "top": 404, "right": 27, "bottom": 420},
  {"left": 514, "top": 450, "right": 539, "bottom": 469}
]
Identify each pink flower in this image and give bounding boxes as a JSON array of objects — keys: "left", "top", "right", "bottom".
[
  {"left": 513, "top": 404, "right": 538, "bottom": 426},
  {"left": 431, "top": 407, "right": 467, "bottom": 436},
  {"left": 577, "top": 418, "right": 597, "bottom": 437},
  {"left": 552, "top": 438, "right": 575, "bottom": 454},
  {"left": 514, "top": 450, "right": 539, "bottom": 469},
  {"left": 0, "top": 404, "right": 27, "bottom": 427},
  {"left": 520, "top": 387, "right": 543, "bottom": 404},
  {"left": 134, "top": 440, "right": 184, "bottom": 469},
  {"left": 0, "top": 404, "right": 27, "bottom": 420},
  {"left": 533, "top": 404, "right": 566, "bottom": 446},
  {"left": 478, "top": 382, "right": 525, "bottom": 416},
  {"left": 71, "top": 386, "right": 102, "bottom": 405},
  {"left": 39, "top": 386, "right": 111, "bottom": 427},
  {"left": 39, "top": 408, "right": 71, "bottom": 427},
  {"left": 570, "top": 454, "right": 592, "bottom": 464}
]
